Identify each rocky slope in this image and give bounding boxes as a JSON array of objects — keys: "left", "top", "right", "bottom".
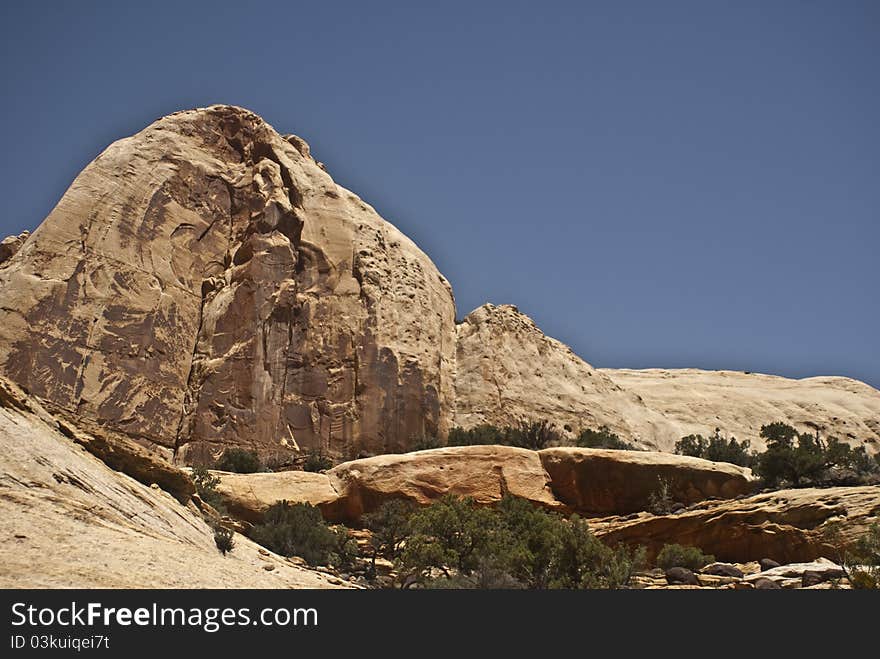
[
  {"left": 0, "top": 377, "right": 350, "bottom": 588},
  {"left": 0, "top": 104, "right": 878, "bottom": 462}
]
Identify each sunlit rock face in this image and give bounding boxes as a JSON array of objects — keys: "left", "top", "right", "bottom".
[{"left": 0, "top": 105, "right": 456, "bottom": 463}]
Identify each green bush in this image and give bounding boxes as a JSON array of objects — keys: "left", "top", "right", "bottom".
[
  {"left": 409, "top": 436, "right": 444, "bottom": 452},
  {"left": 215, "top": 448, "right": 261, "bottom": 473},
  {"left": 395, "top": 495, "right": 644, "bottom": 589},
  {"left": 845, "top": 522, "right": 880, "bottom": 590},
  {"left": 656, "top": 544, "right": 714, "bottom": 571},
  {"left": 213, "top": 525, "right": 235, "bottom": 556},
  {"left": 647, "top": 477, "right": 675, "bottom": 515},
  {"left": 674, "top": 429, "right": 753, "bottom": 467},
  {"left": 363, "top": 500, "right": 416, "bottom": 570},
  {"left": 753, "top": 423, "right": 879, "bottom": 488},
  {"left": 577, "top": 426, "right": 635, "bottom": 450},
  {"left": 447, "top": 424, "right": 505, "bottom": 446},
  {"left": 446, "top": 420, "right": 560, "bottom": 450},
  {"left": 302, "top": 450, "right": 333, "bottom": 472},
  {"left": 250, "top": 501, "right": 341, "bottom": 566},
  {"left": 191, "top": 465, "right": 225, "bottom": 513}
]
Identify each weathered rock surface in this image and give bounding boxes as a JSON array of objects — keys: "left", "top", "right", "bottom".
[
  {"left": 593, "top": 485, "right": 880, "bottom": 564},
  {"left": 213, "top": 469, "right": 343, "bottom": 523},
  {"left": 0, "top": 105, "right": 455, "bottom": 464},
  {"left": 743, "top": 558, "right": 846, "bottom": 589},
  {"left": 0, "top": 230, "right": 28, "bottom": 265},
  {"left": 604, "top": 368, "right": 880, "bottom": 452},
  {"left": 0, "top": 377, "right": 351, "bottom": 588},
  {"left": 538, "top": 447, "right": 754, "bottom": 515},
  {"left": 328, "top": 445, "right": 564, "bottom": 521},
  {"left": 210, "top": 445, "right": 754, "bottom": 523}
]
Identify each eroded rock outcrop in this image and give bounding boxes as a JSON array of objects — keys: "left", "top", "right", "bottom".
[
  {"left": 0, "top": 376, "right": 350, "bottom": 588},
  {"left": 212, "top": 469, "right": 344, "bottom": 523},
  {"left": 0, "top": 105, "right": 455, "bottom": 463},
  {"left": 211, "top": 444, "right": 756, "bottom": 523},
  {"left": 593, "top": 485, "right": 880, "bottom": 564},
  {"left": 538, "top": 447, "right": 754, "bottom": 515}
]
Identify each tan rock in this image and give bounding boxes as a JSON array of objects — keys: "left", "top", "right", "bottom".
[
  {"left": 0, "top": 377, "right": 352, "bottom": 588},
  {"left": 0, "top": 231, "right": 28, "bottom": 265},
  {"left": 328, "top": 445, "right": 564, "bottom": 521},
  {"left": 538, "top": 447, "right": 754, "bottom": 515},
  {"left": 0, "top": 105, "right": 455, "bottom": 463},
  {"left": 603, "top": 368, "right": 880, "bottom": 452},
  {"left": 213, "top": 469, "right": 343, "bottom": 523},
  {"left": 593, "top": 486, "right": 880, "bottom": 564}
]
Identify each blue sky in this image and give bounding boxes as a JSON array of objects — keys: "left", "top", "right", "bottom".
[{"left": 1, "top": 1, "right": 877, "bottom": 386}]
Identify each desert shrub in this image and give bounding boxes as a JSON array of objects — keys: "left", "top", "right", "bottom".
[
  {"left": 674, "top": 429, "right": 753, "bottom": 467},
  {"left": 446, "top": 424, "right": 506, "bottom": 446},
  {"left": 409, "top": 436, "right": 444, "bottom": 452},
  {"left": 250, "top": 501, "right": 340, "bottom": 566},
  {"left": 577, "top": 426, "right": 635, "bottom": 450},
  {"left": 845, "top": 522, "right": 880, "bottom": 590},
  {"left": 302, "top": 450, "right": 333, "bottom": 472},
  {"left": 215, "top": 448, "right": 261, "bottom": 473},
  {"left": 507, "top": 419, "right": 561, "bottom": 450},
  {"left": 191, "top": 465, "right": 226, "bottom": 513},
  {"left": 363, "top": 500, "right": 416, "bottom": 570},
  {"left": 213, "top": 525, "right": 235, "bottom": 556},
  {"left": 647, "top": 477, "right": 675, "bottom": 515},
  {"left": 656, "top": 544, "right": 714, "bottom": 571},
  {"left": 446, "top": 420, "right": 560, "bottom": 450},
  {"left": 395, "top": 495, "right": 643, "bottom": 589},
  {"left": 753, "top": 423, "right": 879, "bottom": 488}
]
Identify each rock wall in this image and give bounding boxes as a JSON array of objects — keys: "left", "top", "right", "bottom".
[{"left": 0, "top": 106, "right": 456, "bottom": 463}]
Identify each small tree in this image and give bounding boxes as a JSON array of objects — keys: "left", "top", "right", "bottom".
[
  {"left": 216, "top": 448, "right": 261, "bottom": 473},
  {"left": 577, "top": 426, "right": 635, "bottom": 450},
  {"left": 363, "top": 500, "right": 416, "bottom": 575},
  {"left": 250, "top": 501, "right": 339, "bottom": 566},
  {"left": 647, "top": 477, "right": 675, "bottom": 515},
  {"left": 192, "top": 465, "right": 225, "bottom": 513},
  {"left": 508, "top": 419, "right": 561, "bottom": 450},
  {"left": 656, "top": 544, "right": 714, "bottom": 571},
  {"left": 213, "top": 525, "right": 235, "bottom": 556},
  {"left": 302, "top": 450, "right": 333, "bottom": 472}
]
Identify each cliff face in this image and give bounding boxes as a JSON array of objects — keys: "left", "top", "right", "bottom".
[
  {"left": 1, "top": 105, "right": 878, "bottom": 460},
  {"left": 0, "top": 106, "right": 456, "bottom": 463}
]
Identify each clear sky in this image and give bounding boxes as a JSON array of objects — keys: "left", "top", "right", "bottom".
[{"left": 1, "top": 1, "right": 877, "bottom": 387}]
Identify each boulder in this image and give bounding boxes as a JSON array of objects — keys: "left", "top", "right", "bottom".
[
  {"left": 744, "top": 558, "right": 846, "bottom": 588},
  {"left": 538, "top": 447, "right": 754, "bottom": 515},
  {"left": 213, "top": 469, "right": 344, "bottom": 523},
  {"left": 328, "top": 445, "right": 564, "bottom": 521},
  {"left": 665, "top": 567, "right": 700, "bottom": 586},
  {"left": 594, "top": 487, "right": 880, "bottom": 564},
  {"left": 702, "top": 562, "right": 744, "bottom": 579},
  {"left": 760, "top": 558, "right": 781, "bottom": 571},
  {"left": 752, "top": 577, "right": 782, "bottom": 590}
]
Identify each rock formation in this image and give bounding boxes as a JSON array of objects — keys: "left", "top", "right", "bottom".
[
  {"left": 592, "top": 485, "right": 880, "bottom": 563},
  {"left": 210, "top": 445, "right": 754, "bottom": 523},
  {"left": 0, "top": 104, "right": 878, "bottom": 463},
  {"left": 0, "top": 106, "right": 455, "bottom": 464},
  {"left": 0, "top": 376, "right": 350, "bottom": 588}
]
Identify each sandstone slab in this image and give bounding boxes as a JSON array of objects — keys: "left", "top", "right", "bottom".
[
  {"left": 594, "top": 486, "right": 880, "bottom": 564},
  {"left": 538, "top": 447, "right": 755, "bottom": 515}
]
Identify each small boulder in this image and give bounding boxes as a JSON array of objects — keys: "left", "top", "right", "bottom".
[
  {"left": 760, "top": 558, "right": 781, "bottom": 571},
  {"left": 702, "top": 562, "right": 744, "bottom": 579},
  {"left": 752, "top": 577, "right": 782, "bottom": 590},
  {"left": 665, "top": 567, "right": 700, "bottom": 586}
]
